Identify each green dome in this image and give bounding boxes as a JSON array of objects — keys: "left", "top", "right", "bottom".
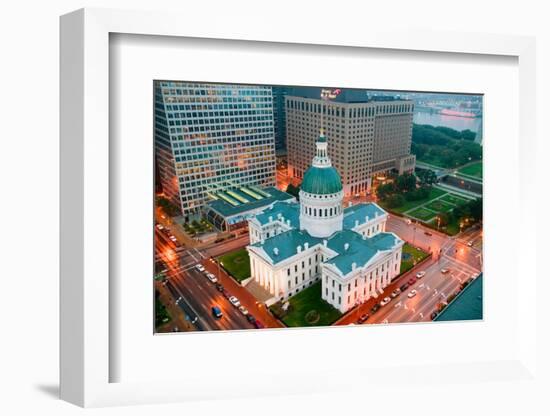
[{"left": 301, "top": 166, "right": 343, "bottom": 195}]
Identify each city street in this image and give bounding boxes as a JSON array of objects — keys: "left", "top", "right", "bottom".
[
  {"left": 156, "top": 228, "right": 283, "bottom": 331},
  {"left": 157, "top": 235, "right": 254, "bottom": 331},
  {"left": 385, "top": 214, "right": 449, "bottom": 255},
  {"left": 156, "top": 205, "right": 482, "bottom": 331},
  {"left": 337, "top": 216, "right": 482, "bottom": 326}
]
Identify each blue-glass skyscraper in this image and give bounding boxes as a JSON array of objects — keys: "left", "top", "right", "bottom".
[{"left": 155, "top": 81, "right": 276, "bottom": 220}]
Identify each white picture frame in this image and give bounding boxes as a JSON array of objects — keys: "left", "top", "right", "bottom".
[{"left": 60, "top": 7, "right": 539, "bottom": 408}]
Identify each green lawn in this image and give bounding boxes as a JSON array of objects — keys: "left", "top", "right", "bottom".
[
  {"left": 273, "top": 281, "right": 342, "bottom": 327},
  {"left": 218, "top": 248, "right": 251, "bottom": 282},
  {"left": 427, "top": 218, "right": 461, "bottom": 236},
  {"left": 425, "top": 199, "right": 455, "bottom": 213},
  {"left": 155, "top": 290, "right": 171, "bottom": 328},
  {"left": 440, "top": 194, "right": 470, "bottom": 205},
  {"left": 380, "top": 187, "right": 447, "bottom": 214},
  {"left": 400, "top": 243, "right": 430, "bottom": 274},
  {"left": 458, "top": 161, "right": 483, "bottom": 179},
  {"left": 408, "top": 207, "right": 437, "bottom": 222}
]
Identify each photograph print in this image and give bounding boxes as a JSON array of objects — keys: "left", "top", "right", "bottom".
[{"left": 154, "top": 82, "right": 483, "bottom": 333}]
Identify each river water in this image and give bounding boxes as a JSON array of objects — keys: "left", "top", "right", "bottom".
[{"left": 413, "top": 112, "right": 483, "bottom": 143}]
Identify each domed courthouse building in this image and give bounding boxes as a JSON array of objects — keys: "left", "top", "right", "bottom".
[{"left": 247, "top": 131, "right": 404, "bottom": 314}]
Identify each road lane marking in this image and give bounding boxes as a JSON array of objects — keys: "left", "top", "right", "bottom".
[{"left": 165, "top": 278, "right": 212, "bottom": 331}]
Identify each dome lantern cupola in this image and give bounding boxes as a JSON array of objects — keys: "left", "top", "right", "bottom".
[
  {"left": 300, "top": 129, "right": 343, "bottom": 196},
  {"left": 299, "top": 129, "right": 344, "bottom": 238}
]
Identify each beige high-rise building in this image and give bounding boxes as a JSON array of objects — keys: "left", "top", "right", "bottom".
[{"left": 286, "top": 89, "right": 415, "bottom": 196}]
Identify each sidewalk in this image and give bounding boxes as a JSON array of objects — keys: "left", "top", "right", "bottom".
[{"left": 202, "top": 259, "right": 284, "bottom": 329}]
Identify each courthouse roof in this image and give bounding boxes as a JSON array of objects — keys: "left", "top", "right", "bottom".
[
  {"left": 254, "top": 201, "right": 300, "bottom": 228},
  {"left": 251, "top": 229, "right": 321, "bottom": 264},
  {"left": 301, "top": 165, "right": 343, "bottom": 195},
  {"left": 343, "top": 203, "right": 386, "bottom": 229},
  {"left": 325, "top": 230, "right": 401, "bottom": 275}
]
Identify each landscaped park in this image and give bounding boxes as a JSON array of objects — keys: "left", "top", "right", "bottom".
[
  {"left": 218, "top": 248, "right": 251, "bottom": 283},
  {"left": 457, "top": 161, "right": 483, "bottom": 180},
  {"left": 377, "top": 174, "right": 478, "bottom": 236},
  {"left": 400, "top": 243, "right": 430, "bottom": 274},
  {"left": 270, "top": 281, "right": 342, "bottom": 327}
]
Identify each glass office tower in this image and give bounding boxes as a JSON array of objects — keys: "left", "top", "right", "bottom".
[{"left": 155, "top": 81, "right": 276, "bottom": 220}]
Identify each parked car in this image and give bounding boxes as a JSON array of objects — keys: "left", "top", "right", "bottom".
[
  {"left": 246, "top": 314, "right": 256, "bottom": 323},
  {"left": 211, "top": 306, "right": 223, "bottom": 319},
  {"left": 371, "top": 303, "right": 381, "bottom": 314},
  {"left": 156, "top": 224, "right": 164, "bottom": 231},
  {"left": 467, "top": 241, "right": 474, "bottom": 247},
  {"left": 424, "top": 231, "right": 433, "bottom": 236},
  {"left": 400, "top": 283, "right": 409, "bottom": 292},
  {"left": 238, "top": 305, "right": 249, "bottom": 316},
  {"left": 440, "top": 268, "right": 450, "bottom": 274},
  {"left": 253, "top": 320, "right": 265, "bottom": 329},
  {"left": 416, "top": 271, "right": 426, "bottom": 279},
  {"left": 391, "top": 288, "right": 401, "bottom": 298},
  {"left": 222, "top": 289, "right": 231, "bottom": 298},
  {"left": 228, "top": 296, "right": 240, "bottom": 307},
  {"left": 380, "top": 297, "right": 391, "bottom": 306},
  {"left": 215, "top": 283, "right": 224, "bottom": 292},
  {"left": 408, "top": 277, "right": 416, "bottom": 285},
  {"left": 406, "top": 219, "right": 412, "bottom": 225},
  {"left": 408, "top": 290, "right": 417, "bottom": 298},
  {"left": 206, "top": 273, "right": 217, "bottom": 283},
  {"left": 430, "top": 311, "right": 438, "bottom": 320},
  {"left": 357, "top": 313, "right": 369, "bottom": 324},
  {"left": 195, "top": 264, "right": 205, "bottom": 272}
]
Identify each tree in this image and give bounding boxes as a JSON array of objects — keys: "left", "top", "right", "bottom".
[
  {"left": 416, "top": 168, "right": 437, "bottom": 186},
  {"left": 156, "top": 196, "right": 181, "bottom": 217},
  {"left": 468, "top": 198, "right": 483, "bottom": 222},
  {"left": 396, "top": 173, "right": 416, "bottom": 192},
  {"left": 436, "top": 212, "right": 451, "bottom": 227},
  {"left": 404, "top": 186, "right": 430, "bottom": 201},
  {"left": 385, "top": 194, "right": 405, "bottom": 209},
  {"left": 376, "top": 182, "right": 395, "bottom": 200},
  {"left": 412, "top": 123, "right": 483, "bottom": 169},
  {"left": 286, "top": 183, "right": 300, "bottom": 200},
  {"left": 460, "top": 129, "right": 476, "bottom": 141}
]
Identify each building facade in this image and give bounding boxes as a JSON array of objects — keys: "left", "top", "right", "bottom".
[
  {"left": 154, "top": 81, "right": 277, "bottom": 220},
  {"left": 286, "top": 88, "right": 415, "bottom": 196},
  {"left": 247, "top": 131, "right": 404, "bottom": 313},
  {"left": 272, "top": 86, "right": 291, "bottom": 151}
]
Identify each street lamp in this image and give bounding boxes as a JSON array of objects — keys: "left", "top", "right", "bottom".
[{"left": 218, "top": 261, "right": 223, "bottom": 283}]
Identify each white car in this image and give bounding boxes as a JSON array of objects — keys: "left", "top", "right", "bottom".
[
  {"left": 206, "top": 273, "right": 217, "bottom": 283},
  {"left": 416, "top": 271, "right": 426, "bottom": 279},
  {"left": 440, "top": 268, "right": 450, "bottom": 274},
  {"left": 228, "top": 296, "right": 241, "bottom": 308},
  {"left": 407, "top": 290, "right": 417, "bottom": 298},
  {"left": 156, "top": 224, "right": 164, "bottom": 230},
  {"left": 406, "top": 219, "right": 412, "bottom": 225},
  {"left": 195, "top": 264, "right": 205, "bottom": 272},
  {"left": 169, "top": 235, "right": 177, "bottom": 242},
  {"left": 380, "top": 297, "right": 391, "bottom": 306},
  {"left": 467, "top": 241, "right": 474, "bottom": 247},
  {"left": 238, "top": 305, "right": 249, "bottom": 316}
]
